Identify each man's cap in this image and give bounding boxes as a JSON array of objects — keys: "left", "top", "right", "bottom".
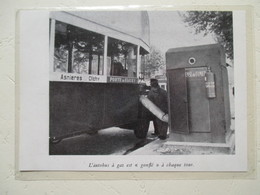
[
  {"left": 150, "top": 78, "right": 159, "bottom": 87},
  {"left": 150, "top": 78, "right": 158, "bottom": 82}
]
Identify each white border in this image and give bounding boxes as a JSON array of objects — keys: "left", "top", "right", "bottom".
[{"left": 18, "top": 10, "right": 247, "bottom": 171}]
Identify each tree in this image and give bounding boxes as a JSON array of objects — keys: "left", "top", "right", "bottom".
[
  {"left": 143, "top": 46, "right": 165, "bottom": 78},
  {"left": 181, "top": 11, "right": 233, "bottom": 60}
]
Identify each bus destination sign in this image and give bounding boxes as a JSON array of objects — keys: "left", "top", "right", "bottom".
[
  {"left": 50, "top": 73, "right": 107, "bottom": 83},
  {"left": 107, "top": 76, "right": 138, "bottom": 84}
]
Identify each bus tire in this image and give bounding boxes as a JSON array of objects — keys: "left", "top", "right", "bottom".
[{"left": 134, "top": 119, "right": 149, "bottom": 139}]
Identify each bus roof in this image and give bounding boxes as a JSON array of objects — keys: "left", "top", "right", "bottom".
[{"left": 50, "top": 11, "right": 150, "bottom": 53}]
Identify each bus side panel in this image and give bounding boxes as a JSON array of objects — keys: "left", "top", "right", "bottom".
[
  {"left": 49, "top": 82, "right": 105, "bottom": 138},
  {"left": 103, "top": 84, "right": 139, "bottom": 127}
]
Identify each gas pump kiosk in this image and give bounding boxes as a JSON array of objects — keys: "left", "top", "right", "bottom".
[{"left": 166, "top": 44, "right": 231, "bottom": 143}]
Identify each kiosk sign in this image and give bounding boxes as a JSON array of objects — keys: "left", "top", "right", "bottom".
[{"left": 185, "top": 68, "right": 207, "bottom": 78}]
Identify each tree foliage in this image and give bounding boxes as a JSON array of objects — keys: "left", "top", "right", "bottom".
[
  {"left": 54, "top": 22, "right": 105, "bottom": 73},
  {"left": 182, "top": 11, "right": 233, "bottom": 60},
  {"left": 143, "top": 46, "right": 165, "bottom": 76}
]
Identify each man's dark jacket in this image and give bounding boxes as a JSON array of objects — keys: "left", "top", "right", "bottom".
[{"left": 147, "top": 87, "right": 168, "bottom": 114}]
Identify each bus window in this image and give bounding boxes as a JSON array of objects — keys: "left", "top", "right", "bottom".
[
  {"left": 107, "top": 37, "right": 137, "bottom": 77},
  {"left": 54, "top": 21, "right": 69, "bottom": 73},
  {"left": 160, "top": 84, "right": 166, "bottom": 90},
  {"left": 139, "top": 47, "right": 149, "bottom": 81},
  {"left": 53, "top": 21, "right": 104, "bottom": 75}
]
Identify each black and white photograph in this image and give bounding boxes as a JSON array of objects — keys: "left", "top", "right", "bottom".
[{"left": 18, "top": 10, "right": 247, "bottom": 171}]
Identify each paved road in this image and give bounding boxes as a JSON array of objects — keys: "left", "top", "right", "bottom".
[{"left": 50, "top": 124, "right": 158, "bottom": 155}]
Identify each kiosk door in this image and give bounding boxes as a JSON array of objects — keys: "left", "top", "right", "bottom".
[
  {"left": 167, "top": 68, "right": 189, "bottom": 134},
  {"left": 186, "top": 67, "right": 210, "bottom": 133}
]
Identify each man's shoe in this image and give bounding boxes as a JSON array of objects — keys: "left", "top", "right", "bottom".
[{"left": 158, "top": 135, "right": 167, "bottom": 140}]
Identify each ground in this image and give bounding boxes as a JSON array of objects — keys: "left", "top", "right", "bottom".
[{"left": 50, "top": 121, "right": 234, "bottom": 155}]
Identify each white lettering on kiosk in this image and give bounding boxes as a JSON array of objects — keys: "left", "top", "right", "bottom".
[{"left": 185, "top": 70, "right": 206, "bottom": 78}]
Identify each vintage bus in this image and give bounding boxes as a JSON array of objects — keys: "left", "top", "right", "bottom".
[{"left": 49, "top": 11, "right": 151, "bottom": 143}]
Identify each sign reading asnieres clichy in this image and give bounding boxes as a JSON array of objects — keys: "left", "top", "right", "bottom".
[
  {"left": 50, "top": 72, "right": 107, "bottom": 83},
  {"left": 50, "top": 73, "right": 138, "bottom": 84}
]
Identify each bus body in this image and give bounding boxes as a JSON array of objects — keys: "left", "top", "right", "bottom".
[{"left": 49, "top": 11, "right": 150, "bottom": 142}]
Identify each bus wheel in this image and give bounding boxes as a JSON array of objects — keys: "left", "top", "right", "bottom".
[
  {"left": 134, "top": 119, "right": 149, "bottom": 139},
  {"left": 50, "top": 137, "right": 62, "bottom": 144}
]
